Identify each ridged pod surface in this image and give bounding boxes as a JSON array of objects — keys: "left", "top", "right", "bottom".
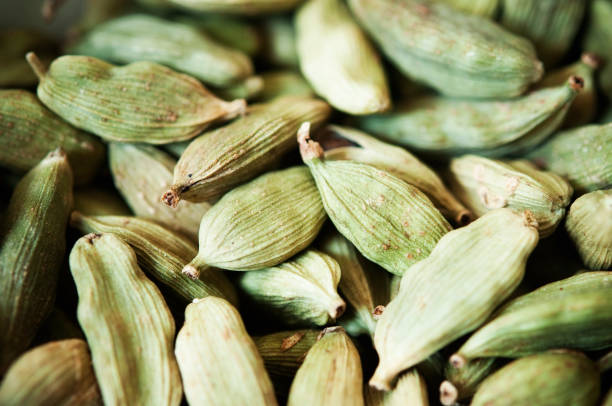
[
  {"left": 347, "top": 0, "right": 543, "bottom": 98},
  {"left": 295, "top": 0, "right": 389, "bottom": 114},
  {"left": 175, "top": 297, "right": 278, "bottom": 406},
  {"left": 0, "top": 90, "right": 104, "bottom": 185},
  {"left": 258, "top": 71, "right": 314, "bottom": 101},
  {"left": 27, "top": 53, "right": 245, "bottom": 144},
  {"left": 583, "top": 0, "right": 612, "bottom": 99},
  {"left": 299, "top": 123, "right": 452, "bottom": 276},
  {"left": 364, "top": 369, "right": 429, "bottom": 406},
  {"left": 168, "top": 0, "right": 304, "bottom": 14},
  {"left": 370, "top": 209, "right": 539, "bottom": 390},
  {"left": 0, "top": 149, "right": 73, "bottom": 374},
  {"left": 439, "top": 358, "right": 498, "bottom": 405},
  {"left": 253, "top": 329, "right": 319, "bottom": 379},
  {"left": 435, "top": 0, "right": 498, "bottom": 17},
  {"left": 69, "top": 233, "right": 182, "bottom": 406}
]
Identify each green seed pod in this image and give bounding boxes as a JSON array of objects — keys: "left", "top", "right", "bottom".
[
  {"left": 364, "top": 369, "right": 429, "bottom": 406},
  {"left": 299, "top": 123, "right": 452, "bottom": 276},
  {"left": 347, "top": 0, "right": 543, "bottom": 99},
  {"left": 357, "top": 77, "right": 583, "bottom": 159},
  {"left": 175, "top": 297, "right": 278, "bottom": 406},
  {"left": 500, "top": 0, "right": 586, "bottom": 67},
  {"left": 323, "top": 125, "right": 471, "bottom": 225},
  {"left": 258, "top": 71, "right": 314, "bottom": 101},
  {"left": 69, "top": 233, "right": 182, "bottom": 406},
  {"left": 109, "top": 143, "right": 210, "bottom": 240},
  {"left": 287, "top": 326, "right": 364, "bottom": 406},
  {"left": 527, "top": 123, "right": 612, "bottom": 194},
  {"left": 0, "top": 29, "right": 55, "bottom": 87},
  {"left": 471, "top": 351, "right": 599, "bottom": 406},
  {"left": 0, "top": 339, "right": 101, "bottom": 406},
  {"left": 447, "top": 155, "right": 573, "bottom": 237},
  {"left": 295, "top": 0, "right": 390, "bottom": 115},
  {"left": 260, "top": 17, "right": 299, "bottom": 68},
  {"left": 26, "top": 53, "right": 245, "bottom": 144},
  {"left": 238, "top": 250, "right": 345, "bottom": 326},
  {"left": 566, "top": 190, "right": 612, "bottom": 270},
  {"left": 434, "top": 0, "right": 498, "bottom": 17},
  {"left": 183, "top": 166, "right": 326, "bottom": 277},
  {"left": 439, "top": 358, "right": 498, "bottom": 405},
  {"left": 584, "top": 0, "right": 612, "bottom": 99},
  {"left": 0, "top": 90, "right": 104, "bottom": 185},
  {"left": 164, "top": 96, "right": 330, "bottom": 206},
  {"left": 73, "top": 187, "right": 131, "bottom": 216},
  {"left": 253, "top": 329, "right": 319, "bottom": 379},
  {"left": 370, "top": 209, "right": 539, "bottom": 390},
  {"left": 177, "top": 15, "right": 261, "bottom": 56},
  {"left": 168, "top": 0, "right": 304, "bottom": 14},
  {"left": 214, "top": 75, "right": 264, "bottom": 101},
  {"left": 71, "top": 14, "right": 253, "bottom": 87},
  {"left": 0, "top": 149, "right": 73, "bottom": 374},
  {"left": 453, "top": 271, "right": 612, "bottom": 364},
  {"left": 70, "top": 213, "right": 238, "bottom": 305}
]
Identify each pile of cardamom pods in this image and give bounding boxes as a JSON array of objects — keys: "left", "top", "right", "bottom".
[{"left": 2, "top": 0, "right": 612, "bottom": 404}]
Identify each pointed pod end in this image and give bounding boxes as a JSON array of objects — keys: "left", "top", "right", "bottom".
[
  {"left": 317, "top": 326, "right": 345, "bottom": 340},
  {"left": 162, "top": 188, "right": 180, "bottom": 208},
  {"left": 70, "top": 210, "right": 83, "bottom": 227},
  {"left": 25, "top": 52, "right": 47, "bottom": 81},
  {"left": 533, "top": 60, "right": 544, "bottom": 82},
  {"left": 439, "top": 380, "right": 459, "bottom": 406},
  {"left": 581, "top": 53, "right": 600, "bottom": 70},
  {"left": 297, "top": 122, "right": 324, "bottom": 162},
  {"left": 369, "top": 368, "right": 393, "bottom": 392},
  {"left": 223, "top": 98, "right": 247, "bottom": 120},
  {"left": 84, "top": 232, "right": 102, "bottom": 245},
  {"left": 455, "top": 210, "right": 473, "bottom": 227},
  {"left": 449, "top": 353, "right": 466, "bottom": 369},
  {"left": 182, "top": 264, "right": 201, "bottom": 280},
  {"left": 372, "top": 305, "right": 385, "bottom": 320},
  {"left": 568, "top": 75, "right": 584, "bottom": 92},
  {"left": 328, "top": 300, "right": 346, "bottom": 321},
  {"left": 521, "top": 210, "right": 539, "bottom": 230}
]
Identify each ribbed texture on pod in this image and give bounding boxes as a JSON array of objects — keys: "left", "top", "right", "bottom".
[
  {"left": 27, "top": 53, "right": 245, "bottom": 144},
  {"left": 70, "top": 213, "right": 238, "bottom": 305},
  {"left": 287, "top": 326, "right": 364, "bottom": 406},
  {"left": 583, "top": 0, "right": 612, "bottom": 99},
  {"left": 175, "top": 297, "right": 278, "bottom": 406},
  {"left": 168, "top": 0, "right": 304, "bottom": 14},
  {"left": 295, "top": 0, "right": 389, "bottom": 115},
  {"left": 0, "top": 149, "right": 73, "bottom": 374},
  {"left": 69, "top": 233, "right": 182, "bottom": 406},
  {"left": 71, "top": 14, "right": 253, "bottom": 87},
  {"left": 253, "top": 329, "right": 319, "bottom": 379},
  {"left": 439, "top": 358, "right": 497, "bottom": 405},
  {"left": 471, "top": 351, "right": 600, "bottom": 406},
  {"left": 237, "top": 250, "right": 344, "bottom": 326},
  {"left": 455, "top": 271, "right": 612, "bottom": 363},
  {"left": 348, "top": 0, "right": 542, "bottom": 98},
  {"left": 0, "top": 89, "right": 104, "bottom": 185},
  {"left": 258, "top": 71, "right": 314, "bottom": 101},
  {"left": 566, "top": 190, "right": 612, "bottom": 270},
  {"left": 447, "top": 155, "right": 572, "bottom": 237},
  {"left": 73, "top": 187, "right": 131, "bottom": 216},
  {"left": 357, "top": 78, "right": 582, "bottom": 158},
  {"left": 527, "top": 123, "right": 612, "bottom": 194},
  {"left": 185, "top": 166, "right": 326, "bottom": 274},
  {"left": 370, "top": 209, "right": 539, "bottom": 390},
  {"left": 435, "top": 0, "right": 498, "bottom": 17},
  {"left": 165, "top": 96, "right": 330, "bottom": 205},
  {"left": 299, "top": 123, "right": 451, "bottom": 276},
  {"left": 109, "top": 143, "right": 210, "bottom": 239},
  {"left": 365, "top": 369, "right": 429, "bottom": 406},
  {"left": 0, "top": 339, "right": 101, "bottom": 406}
]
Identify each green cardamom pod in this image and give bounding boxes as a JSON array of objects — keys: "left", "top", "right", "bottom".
[
  {"left": 287, "top": 326, "right": 364, "bottom": 406},
  {"left": 434, "top": 0, "right": 498, "bottom": 17},
  {"left": 295, "top": 0, "right": 390, "bottom": 115},
  {"left": 0, "top": 29, "right": 56, "bottom": 87},
  {"left": 471, "top": 351, "right": 599, "bottom": 406},
  {"left": 347, "top": 0, "right": 543, "bottom": 98},
  {"left": 183, "top": 166, "right": 326, "bottom": 277},
  {"left": 73, "top": 187, "right": 131, "bottom": 216},
  {"left": 69, "top": 232, "right": 182, "bottom": 405},
  {"left": 214, "top": 75, "right": 264, "bottom": 101},
  {"left": 258, "top": 71, "right": 314, "bottom": 101},
  {"left": 447, "top": 155, "right": 573, "bottom": 237},
  {"left": 370, "top": 209, "right": 539, "bottom": 390},
  {"left": 566, "top": 190, "right": 612, "bottom": 270},
  {"left": 70, "top": 213, "right": 238, "bottom": 305},
  {"left": 260, "top": 16, "right": 299, "bottom": 68},
  {"left": 109, "top": 142, "right": 210, "bottom": 240},
  {"left": 299, "top": 122, "right": 452, "bottom": 276},
  {"left": 253, "top": 329, "right": 319, "bottom": 379},
  {"left": 453, "top": 271, "right": 612, "bottom": 364},
  {"left": 357, "top": 77, "right": 583, "bottom": 159},
  {"left": 0, "top": 339, "right": 101, "bottom": 406},
  {"left": 175, "top": 297, "right": 278, "bottom": 406},
  {"left": 584, "top": 0, "right": 612, "bottom": 99},
  {"left": 0, "top": 89, "right": 104, "bottom": 185},
  {"left": 164, "top": 96, "right": 330, "bottom": 206},
  {"left": 168, "top": 0, "right": 304, "bottom": 14},
  {"left": 439, "top": 358, "right": 498, "bottom": 405},
  {"left": 26, "top": 53, "right": 245, "bottom": 144},
  {"left": 365, "top": 369, "right": 429, "bottom": 406},
  {"left": 323, "top": 125, "right": 471, "bottom": 225},
  {"left": 71, "top": 14, "right": 253, "bottom": 87},
  {"left": 0, "top": 149, "right": 73, "bottom": 374}
]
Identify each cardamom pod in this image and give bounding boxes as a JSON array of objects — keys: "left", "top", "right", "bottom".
[
  {"left": 597, "top": 350, "right": 612, "bottom": 373},
  {"left": 69, "top": 232, "right": 182, "bottom": 406},
  {"left": 295, "top": 0, "right": 390, "bottom": 115},
  {"left": 26, "top": 52, "right": 245, "bottom": 144},
  {"left": 253, "top": 329, "right": 319, "bottom": 379},
  {"left": 565, "top": 190, "right": 612, "bottom": 270},
  {"left": 71, "top": 14, "right": 253, "bottom": 87},
  {"left": 0, "top": 89, "right": 104, "bottom": 185},
  {"left": 453, "top": 271, "right": 612, "bottom": 364},
  {"left": 0, "top": 29, "right": 55, "bottom": 87},
  {"left": 70, "top": 213, "right": 238, "bottom": 305},
  {"left": 370, "top": 209, "right": 539, "bottom": 390},
  {"left": 214, "top": 75, "right": 264, "bottom": 101},
  {"left": 365, "top": 369, "right": 429, "bottom": 406},
  {"left": 347, "top": 0, "right": 543, "bottom": 98},
  {"left": 0, "top": 149, "right": 73, "bottom": 374},
  {"left": 258, "top": 71, "right": 314, "bottom": 101},
  {"left": 439, "top": 358, "right": 498, "bottom": 405},
  {"left": 583, "top": 0, "right": 612, "bottom": 99},
  {"left": 434, "top": 0, "right": 498, "bottom": 17},
  {"left": 109, "top": 142, "right": 210, "bottom": 239},
  {"left": 164, "top": 96, "right": 330, "bottom": 206},
  {"left": 260, "top": 16, "right": 299, "bottom": 68},
  {"left": 299, "top": 122, "right": 452, "bottom": 276},
  {"left": 357, "top": 77, "right": 583, "bottom": 159},
  {"left": 168, "top": 0, "right": 304, "bottom": 14},
  {"left": 175, "top": 297, "right": 278, "bottom": 406},
  {"left": 471, "top": 351, "right": 599, "bottom": 406},
  {"left": 183, "top": 166, "right": 326, "bottom": 277},
  {"left": 287, "top": 326, "right": 364, "bottom": 406},
  {"left": 0, "top": 339, "right": 101, "bottom": 406},
  {"left": 73, "top": 187, "right": 131, "bottom": 216}
]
